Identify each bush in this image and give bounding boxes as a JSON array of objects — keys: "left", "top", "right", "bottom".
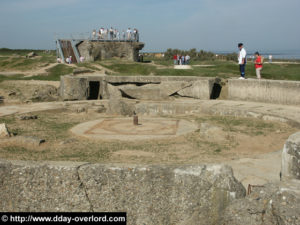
[{"left": 164, "top": 48, "right": 237, "bottom": 61}]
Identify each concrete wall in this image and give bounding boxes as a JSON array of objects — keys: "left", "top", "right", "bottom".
[
  {"left": 77, "top": 41, "right": 144, "bottom": 62},
  {"left": 228, "top": 79, "right": 300, "bottom": 105},
  {"left": 60, "top": 76, "right": 88, "bottom": 101},
  {"left": 282, "top": 132, "right": 300, "bottom": 181},
  {"left": 0, "top": 160, "right": 245, "bottom": 225},
  {"left": 60, "top": 75, "right": 217, "bottom": 101}
]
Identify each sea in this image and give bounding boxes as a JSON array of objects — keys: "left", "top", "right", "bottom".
[{"left": 216, "top": 49, "right": 300, "bottom": 60}]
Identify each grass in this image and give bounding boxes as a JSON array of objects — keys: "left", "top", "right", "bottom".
[
  {"left": 26, "top": 64, "right": 74, "bottom": 81},
  {"left": 0, "top": 48, "right": 55, "bottom": 56},
  {"left": 100, "top": 59, "right": 300, "bottom": 80},
  {"left": 0, "top": 48, "right": 299, "bottom": 82},
  {"left": 99, "top": 62, "right": 157, "bottom": 75},
  {"left": 0, "top": 64, "right": 73, "bottom": 82}
]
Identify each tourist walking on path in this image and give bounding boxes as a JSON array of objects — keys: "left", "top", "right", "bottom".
[
  {"left": 269, "top": 55, "right": 272, "bottom": 63},
  {"left": 238, "top": 43, "right": 247, "bottom": 79},
  {"left": 254, "top": 52, "right": 263, "bottom": 79}
]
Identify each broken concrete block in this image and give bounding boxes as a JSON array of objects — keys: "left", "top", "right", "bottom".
[
  {"left": 0, "top": 123, "right": 11, "bottom": 138},
  {"left": 282, "top": 132, "right": 300, "bottom": 181}
]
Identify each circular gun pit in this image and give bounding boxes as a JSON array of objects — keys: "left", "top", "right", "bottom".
[{"left": 70, "top": 117, "right": 198, "bottom": 141}]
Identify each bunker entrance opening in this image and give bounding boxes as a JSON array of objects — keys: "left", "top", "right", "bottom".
[{"left": 88, "top": 81, "right": 100, "bottom": 100}]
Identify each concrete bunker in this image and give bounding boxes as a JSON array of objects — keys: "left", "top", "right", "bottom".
[
  {"left": 1, "top": 75, "right": 300, "bottom": 224},
  {"left": 60, "top": 75, "right": 219, "bottom": 101}
]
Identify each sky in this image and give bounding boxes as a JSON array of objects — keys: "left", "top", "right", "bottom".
[{"left": 0, "top": 0, "right": 299, "bottom": 52}]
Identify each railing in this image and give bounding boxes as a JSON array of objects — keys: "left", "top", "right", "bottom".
[{"left": 54, "top": 31, "right": 140, "bottom": 42}]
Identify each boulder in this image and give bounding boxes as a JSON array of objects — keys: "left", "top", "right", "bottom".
[{"left": 0, "top": 123, "right": 10, "bottom": 138}]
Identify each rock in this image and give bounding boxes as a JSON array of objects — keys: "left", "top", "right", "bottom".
[
  {"left": 0, "top": 161, "right": 245, "bottom": 225},
  {"left": 18, "top": 115, "right": 38, "bottom": 120},
  {"left": 26, "top": 52, "right": 37, "bottom": 58},
  {"left": 73, "top": 68, "right": 94, "bottom": 75},
  {"left": 0, "top": 123, "right": 11, "bottom": 138},
  {"left": 282, "top": 132, "right": 300, "bottom": 181},
  {"left": 222, "top": 183, "right": 300, "bottom": 225},
  {"left": 106, "top": 99, "right": 135, "bottom": 116}
]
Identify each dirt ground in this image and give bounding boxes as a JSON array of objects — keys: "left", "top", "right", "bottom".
[{"left": 0, "top": 109, "right": 296, "bottom": 166}]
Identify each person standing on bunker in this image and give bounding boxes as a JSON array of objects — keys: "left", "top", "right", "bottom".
[
  {"left": 254, "top": 52, "right": 263, "bottom": 79},
  {"left": 238, "top": 43, "right": 247, "bottom": 79},
  {"left": 127, "top": 28, "right": 131, "bottom": 40},
  {"left": 92, "top": 29, "right": 96, "bottom": 40}
]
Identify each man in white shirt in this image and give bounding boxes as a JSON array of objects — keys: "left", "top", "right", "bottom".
[{"left": 238, "top": 43, "right": 247, "bottom": 79}]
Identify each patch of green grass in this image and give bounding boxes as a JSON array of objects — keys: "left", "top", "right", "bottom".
[
  {"left": 0, "top": 48, "right": 55, "bottom": 57},
  {"left": 0, "top": 74, "right": 25, "bottom": 83},
  {"left": 144, "top": 59, "right": 300, "bottom": 80},
  {"left": 23, "top": 64, "right": 73, "bottom": 81},
  {"left": 101, "top": 62, "right": 157, "bottom": 75}
]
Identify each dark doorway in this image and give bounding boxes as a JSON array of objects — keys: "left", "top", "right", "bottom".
[
  {"left": 210, "top": 83, "right": 222, "bottom": 99},
  {"left": 88, "top": 81, "right": 100, "bottom": 100}
]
